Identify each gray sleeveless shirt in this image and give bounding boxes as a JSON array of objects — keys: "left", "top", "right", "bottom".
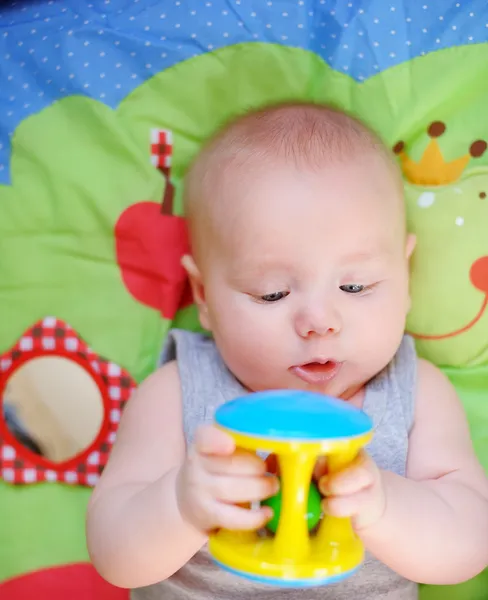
[{"left": 132, "top": 330, "right": 418, "bottom": 600}]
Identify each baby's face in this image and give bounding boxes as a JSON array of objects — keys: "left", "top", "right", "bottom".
[{"left": 195, "top": 157, "right": 413, "bottom": 399}]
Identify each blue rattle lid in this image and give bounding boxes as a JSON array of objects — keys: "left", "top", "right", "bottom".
[{"left": 215, "top": 389, "right": 372, "bottom": 440}]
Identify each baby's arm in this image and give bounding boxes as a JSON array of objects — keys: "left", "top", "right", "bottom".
[
  {"left": 359, "top": 359, "right": 488, "bottom": 583},
  {"left": 86, "top": 361, "right": 206, "bottom": 588}
]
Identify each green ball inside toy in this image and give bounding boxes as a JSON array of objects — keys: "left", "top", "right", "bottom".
[{"left": 261, "top": 479, "right": 322, "bottom": 534}]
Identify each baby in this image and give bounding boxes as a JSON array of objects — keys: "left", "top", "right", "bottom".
[{"left": 87, "top": 103, "right": 488, "bottom": 599}]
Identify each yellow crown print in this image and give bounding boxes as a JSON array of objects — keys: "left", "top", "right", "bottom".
[{"left": 393, "top": 122, "right": 487, "bottom": 186}]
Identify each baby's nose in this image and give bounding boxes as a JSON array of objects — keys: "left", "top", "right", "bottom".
[
  {"left": 470, "top": 256, "right": 488, "bottom": 294},
  {"left": 295, "top": 307, "right": 341, "bottom": 338}
]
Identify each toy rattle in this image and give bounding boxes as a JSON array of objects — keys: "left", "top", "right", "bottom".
[{"left": 208, "top": 389, "right": 373, "bottom": 587}]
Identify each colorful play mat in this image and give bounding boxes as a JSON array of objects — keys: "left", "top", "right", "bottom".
[{"left": 0, "top": 1, "right": 487, "bottom": 598}]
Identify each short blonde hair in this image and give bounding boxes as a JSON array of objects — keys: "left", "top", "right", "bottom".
[{"left": 184, "top": 102, "right": 401, "bottom": 257}]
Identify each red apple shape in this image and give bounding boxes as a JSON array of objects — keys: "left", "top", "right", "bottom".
[
  {"left": 0, "top": 563, "right": 128, "bottom": 600},
  {"left": 115, "top": 201, "right": 192, "bottom": 319}
]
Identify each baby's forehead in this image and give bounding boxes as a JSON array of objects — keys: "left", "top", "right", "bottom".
[{"left": 185, "top": 103, "right": 403, "bottom": 259}]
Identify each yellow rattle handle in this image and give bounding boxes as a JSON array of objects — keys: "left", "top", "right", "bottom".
[{"left": 272, "top": 448, "right": 316, "bottom": 562}]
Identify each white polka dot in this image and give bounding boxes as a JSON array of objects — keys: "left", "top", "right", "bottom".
[
  {"left": 417, "top": 192, "right": 435, "bottom": 208},
  {"left": 208, "top": 44, "right": 213, "bottom": 49},
  {"left": 436, "top": 38, "right": 441, "bottom": 43},
  {"left": 100, "top": 73, "right": 106, "bottom": 78},
  {"left": 374, "top": 18, "right": 379, "bottom": 24},
  {"left": 439, "top": 15, "right": 444, "bottom": 20},
  {"left": 343, "top": 44, "right": 348, "bottom": 49},
  {"left": 100, "top": 51, "right": 106, "bottom": 57},
  {"left": 45, "top": 470, "right": 57, "bottom": 482},
  {"left": 422, "top": 28, "right": 428, "bottom": 33},
  {"left": 223, "top": 32, "right": 229, "bottom": 37},
  {"left": 422, "top": 4, "right": 428, "bottom": 8},
  {"left": 207, "top": 21, "right": 212, "bottom": 26},
  {"left": 24, "top": 469, "right": 37, "bottom": 483},
  {"left": 84, "top": 83, "right": 90, "bottom": 88},
  {"left": 452, "top": 25, "right": 457, "bottom": 30},
  {"left": 373, "top": 41, "right": 379, "bottom": 47},
  {"left": 84, "top": 62, "right": 89, "bottom": 67},
  {"left": 391, "top": 30, "right": 396, "bottom": 35},
  {"left": 2, "top": 470, "right": 14, "bottom": 483},
  {"left": 116, "top": 83, "right": 121, "bottom": 89},
  {"left": 116, "top": 62, "right": 122, "bottom": 68},
  {"left": 298, "top": 23, "right": 303, "bottom": 28},
  {"left": 146, "top": 63, "right": 151, "bottom": 68},
  {"left": 406, "top": 40, "right": 412, "bottom": 46},
  {"left": 358, "top": 52, "right": 364, "bottom": 58},
  {"left": 469, "top": 12, "right": 474, "bottom": 16},
  {"left": 281, "top": 35, "right": 288, "bottom": 40},
  {"left": 455, "top": 216, "right": 464, "bottom": 226},
  {"left": 175, "top": 23, "right": 180, "bottom": 27}
]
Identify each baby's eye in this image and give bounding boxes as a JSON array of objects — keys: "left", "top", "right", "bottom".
[
  {"left": 260, "top": 291, "right": 289, "bottom": 303},
  {"left": 340, "top": 284, "right": 365, "bottom": 294}
]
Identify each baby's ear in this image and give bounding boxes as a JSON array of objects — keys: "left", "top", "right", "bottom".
[
  {"left": 406, "top": 233, "right": 416, "bottom": 260},
  {"left": 181, "top": 255, "right": 210, "bottom": 330}
]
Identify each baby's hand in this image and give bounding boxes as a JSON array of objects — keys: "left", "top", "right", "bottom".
[
  {"left": 318, "top": 451, "right": 386, "bottom": 531},
  {"left": 176, "top": 424, "right": 278, "bottom": 533}
]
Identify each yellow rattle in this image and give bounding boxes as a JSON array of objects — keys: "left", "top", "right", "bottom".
[{"left": 209, "top": 389, "right": 373, "bottom": 587}]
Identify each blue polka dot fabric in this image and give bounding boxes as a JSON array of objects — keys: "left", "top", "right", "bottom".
[{"left": 0, "top": 0, "right": 487, "bottom": 184}]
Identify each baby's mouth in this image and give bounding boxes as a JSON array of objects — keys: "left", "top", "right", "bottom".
[{"left": 290, "top": 360, "right": 342, "bottom": 385}]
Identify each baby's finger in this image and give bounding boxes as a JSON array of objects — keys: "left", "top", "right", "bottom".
[
  {"left": 265, "top": 453, "right": 280, "bottom": 476},
  {"left": 194, "top": 425, "right": 235, "bottom": 456},
  {"left": 211, "top": 474, "right": 279, "bottom": 504},
  {"left": 213, "top": 502, "right": 273, "bottom": 532},
  {"left": 322, "top": 489, "right": 369, "bottom": 518},
  {"left": 319, "top": 451, "right": 376, "bottom": 496},
  {"left": 202, "top": 449, "right": 267, "bottom": 476},
  {"left": 313, "top": 456, "right": 328, "bottom": 481}
]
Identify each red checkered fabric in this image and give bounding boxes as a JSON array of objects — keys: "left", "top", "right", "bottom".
[
  {"left": 150, "top": 129, "right": 173, "bottom": 173},
  {"left": 0, "top": 317, "right": 137, "bottom": 487}
]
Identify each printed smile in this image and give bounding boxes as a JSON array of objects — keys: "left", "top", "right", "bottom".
[
  {"left": 407, "top": 295, "right": 488, "bottom": 340},
  {"left": 407, "top": 257, "right": 488, "bottom": 341},
  {"left": 290, "top": 360, "right": 342, "bottom": 385}
]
